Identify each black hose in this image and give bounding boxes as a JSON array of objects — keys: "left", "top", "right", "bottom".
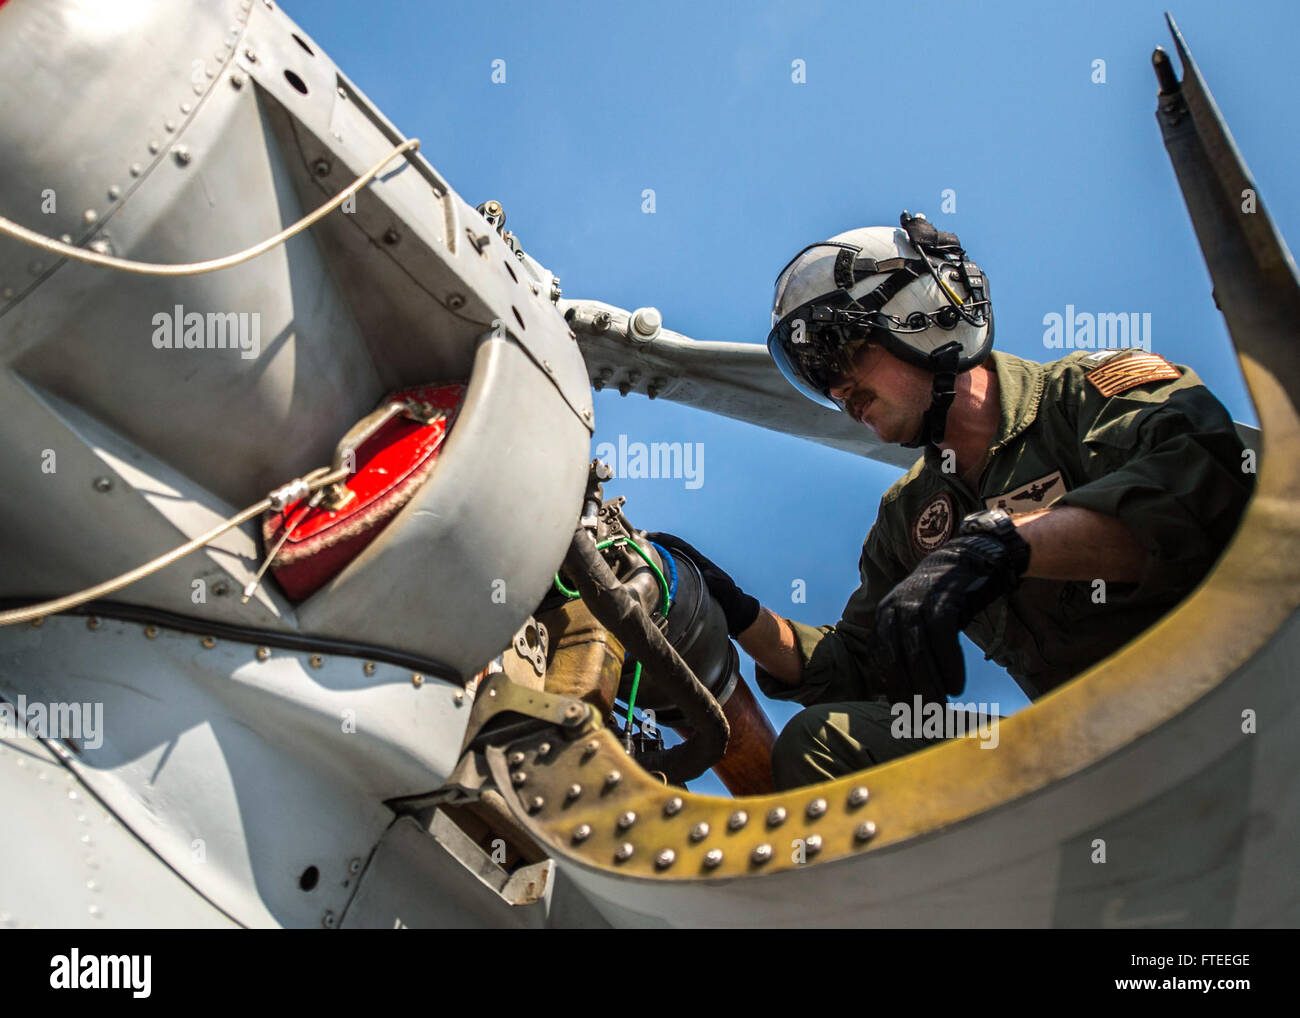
[{"left": 562, "top": 526, "right": 729, "bottom": 784}]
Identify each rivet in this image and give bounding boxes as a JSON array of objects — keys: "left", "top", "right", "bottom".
[
  {"left": 89, "top": 239, "right": 111, "bottom": 255},
  {"left": 848, "top": 786, "right": 870, "bottom": 808},
  {"left": 201, "top": 636, "right": 216, "bottom": 649},
  {"left": 28, "top": 260, "right": 44, "bottom": 275},
  {"left": 542, "top": 360, "right": 552, "bottom": 373},
  {"left": 663, "top": 796, "right": 683, "bottom": 817},
  {"left": 751, "top": 844, "right": 773, "bottom": 864},
  {"left": 703, "top": 849, "right": 723, "bottom": 869},
  {"left": 453, "top": 690, "right": 464, "bottom": 706},
  {"left": 527, "top": 795, "right": 544, "bottom": 813},
  {"left": 148, "top": 140, "right": 160, "bottom": 154},
  {"left": 581, "top": 408, "right": 593, "bottom": 421},
  {"left": 309, "top": 654, "right": 323, "bottom": 669},
  {"left": 614, "top": 843, "right": 634, "bottom": 863},
  {"left": 180, "top": 102, "right": 192, "bottom": 114},
  {"left": 244, "top": 48, "right": 258, "bottom": 63},
  {"left": 231, "top": 73, "right": 245, "bottom": 89},
  {"left": 410, "top": 672, "right": 423, "bottom": 687},
  {"left": 854, "top": 820, "right": 878, "bottom": 843},
  {"left": 583, "top": 740, "right": 599, "bottom": 758},
  {"left": 572, "top": 823, "right": 591, "bottom": 843},
  {"left": 805, "top": 834, "right": 823, "bottom": 855},
  {"left": 689, "top": 822, "right": 710, "bottom": 842},
  {"left": 565, "top": 783, "right": 582, "bottom": 801},
  {"left": 313, "top": 158, "right": 331, "bottom": 178},
  {"left": 446, "top": 293, "right": 465, "bottom": 310},
  {"left": 92, "top": 476, "right": 112, "bottom": 493},
  {"left": 86, "top": 617, "right": 100, "bottom": 631},
  {"left": 173, "top": 146, "right": 192, "bottom": 166},
  {"left": 107, "top": 185, "right": 121, "bottom": 200},
  {"left": 654, "top": 849, "right": 676, "bottom": 869},
  {"left": 511, "top": 771, "right": 527, "bottom": 787},
  {"left": 255, "top": 646, "right": 270, "bottom": 660},
  {"left": 806, "top": 797, "right": 828, "bottom": 820},
  {"left": 537, "top": 741, "right": 552, "bottom": 756},
  {"left": 348, "top": 857, "right": 361, "bottom": 874},
  {"left": 144, "top": 626, "right": 158, "bottom": 639},
  {"left": 363, "top": 661, "right": 375, "bottom": 675},
  {"left": 321, "top": 911, "right": 336, "bottom": 928},
  {"left": 616, "top": 810, "right": 636, "bottom": 830},
  {"left": 337, "top": 86, "right": 347, "bottom": 99},
  {"left": 507, "top": 751, "right": 525, "bottom": 767},
  {"left": 604, "top": 770, "right": 622, "bottom": 789},
  {"left": 28, "top": 617, "right": 44, "bottom": 628},
  {"left": 383, "top": 228, "right": 400, "bottom": 245},
  {"left": 766, "top": 806, "right": 787, "bottom": 828},
  {"left": 727, "top": 810, "right": 748, "bottom": 831},
  {"left": 165, "top": 119, "right": 176, "bottom": 133},
  {"left": 562, "top": 702, "right": 586, "bottom": 726},
  {"left": 83, "top": 209, "right": 98, "bottom": 225}
]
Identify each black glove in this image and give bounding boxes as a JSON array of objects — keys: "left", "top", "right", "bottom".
[
  {"left": 873, "top": 528, "right": 1030, "bottom": 704},
  {"left": 645, "top": 531, "right": 761, "bottom": 638}
]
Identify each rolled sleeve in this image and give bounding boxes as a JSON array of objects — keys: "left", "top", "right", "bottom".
[
  {"left": 1051, "top": 372, "right": 1254, "bottom": 604},
  {"left": 753, "top": 519, "right": 907, "bottom": 706}
]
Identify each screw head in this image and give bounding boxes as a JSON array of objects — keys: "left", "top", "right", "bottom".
[
  {"left": 410, "top": 673, "right": 424, "bottom": 687},
  {"left": 200, "top": 636, "right": 216, "bottom": 649},
  {"left": 766, "top": 806, "right": 787, "bottom": 827},
  {"left": 348, "top": 858, "right": 362, "bottom": 874},
  {"left": 507, "top": 751, "right": 526, "bottom": 767},
  {"left": 854, "top": 820, "right": 878, "bottom": 843},
  {"left": 604, "top": 770, "right": 622, "bottom": 789},
  {"left": 565, "top": 783, "right": 582, "bottom": 801},
  {"left": 312, "top": 158, "right": 331, "bottom": 178},
  {"left": 848, "top": 786, "right": 870, "bottom": 808},
  {"left": 511, "top": 771, "right": 527, "bottom": 787},
  {"left": 363, "top": 661, "right": 375, "bottom": 675},
  {"left": 583, "top": 740, "right": 599, "bottom": 758},
  {"left": 537, "top": 741, "right": 552, "bottom": 756},
  {"left": 663, "top": 796, "right": 684, "bottom": 817},
  {"left": 321, "top": 911, "right": 336, "bottom": 928},
  {"left": 654, "top": 849, "right": 676, "bottom": 869},
  {"left": 92, "top": 476, "right": 112, "bottom": 493},
  {"left": 614, "top": 843, "right": 634, "bottom": 863},
  {"left": 751, "top": 844, "right": 773, "bottom": 864},
  {"left": 145, "top": 626, "right": 159, "bottom": 640},
  {"left": 703, "top": 849, "right": 723, "bottom": 869},
  {"left": 616, "top": 811, "right": 637, "bottom": 830},
  {"left": 309, "top": 655, "right": 324, "bottom": 669},
  {"left": 805, "top": 834, "right": 823, "bottom": 855},
  {"left": 255, "top": 646, "right": 270, "bottom": 661},
  {"left": 446, "top": 293, "right": 465, "bottom": 310},
  {"left": 727, "top": 810, "right": 748, "bottom": 831},
  {"left": 572, "top": 823, "right": 591, "bottom": 843},
  {"left": 527, "top": 796, "right": 544, "bottom": 813},
  {"left": 806, "top": 797, "right": 828, "bottom": 820},
  {"left": 689, "top": 822, "right": 710, "bottom": 842},
  {"left": 563, "top": 702, "right": 586, "bottom": 726}
]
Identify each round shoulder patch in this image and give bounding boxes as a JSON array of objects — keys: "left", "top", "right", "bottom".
[{"left": 911, "top": 491, "right": 954, "bottom": 555}]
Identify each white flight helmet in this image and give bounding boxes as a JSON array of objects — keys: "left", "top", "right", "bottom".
[{"left": 767, "top": 211, "right": 993, "bottom": 447}]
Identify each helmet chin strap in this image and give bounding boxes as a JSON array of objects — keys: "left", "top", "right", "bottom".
[{"left": 901, "top": 341, "right": 962, "bottom": 449}]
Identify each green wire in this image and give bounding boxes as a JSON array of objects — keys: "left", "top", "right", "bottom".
[
  {"left": 626, "top": 659, "right": 643, "bottom": 735},
  {"left": 552, "top": 534, "right": 670, "bottom": 741}
]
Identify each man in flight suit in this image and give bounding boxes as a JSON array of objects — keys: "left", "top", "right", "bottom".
[{"left": 652, "top": 212, "right": 1254, "bottom": 790}]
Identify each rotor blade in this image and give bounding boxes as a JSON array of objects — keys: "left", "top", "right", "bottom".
[
  {"left": 561, "top": 299, "right": 919, "bottom": 469},
  {"left": 1154, "top": 14, "right": 1300, "bottom": 409}
]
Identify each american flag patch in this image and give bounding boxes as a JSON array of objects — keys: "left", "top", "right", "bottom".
[{"left": 1085, "top": 352, "right": 1181, "bottom": 397}]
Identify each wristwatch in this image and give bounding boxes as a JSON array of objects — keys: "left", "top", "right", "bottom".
[{"left": 959, "top": 508, "right": 1032, "bottom": 577}]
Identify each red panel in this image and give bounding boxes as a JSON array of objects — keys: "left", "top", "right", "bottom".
[{"left": 265, "top": 381, "right": 466, "bottom": 601}]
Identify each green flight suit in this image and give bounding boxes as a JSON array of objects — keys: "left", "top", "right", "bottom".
[{"left": 758, "top": 348, "right": 1255, "bottom": 789}]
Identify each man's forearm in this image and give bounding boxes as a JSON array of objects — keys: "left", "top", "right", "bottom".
[
  {"left": 735, "top": 606, "right": 803, "bottom": 687},
  {"left": 1013, "top": 505, "right": 1146, "bottom": 582}
]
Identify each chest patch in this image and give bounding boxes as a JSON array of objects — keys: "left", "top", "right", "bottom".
[
  {"left": 985, "top": 470, "right": 1068, "bottom": 512},
  {"left": 911, "top": 491, "right": 955, "bottom": 555},
  {"left": 1085, "top": 352, "right": 1181, "bottom": 397}
]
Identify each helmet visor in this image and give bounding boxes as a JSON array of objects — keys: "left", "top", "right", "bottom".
[{"left": 767, "top": 312, "right": 872, "bottom": 411}]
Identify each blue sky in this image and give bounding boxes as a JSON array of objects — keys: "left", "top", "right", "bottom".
[{"left": 289, "top": 0, "right": 1298, "bottom": 795}]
